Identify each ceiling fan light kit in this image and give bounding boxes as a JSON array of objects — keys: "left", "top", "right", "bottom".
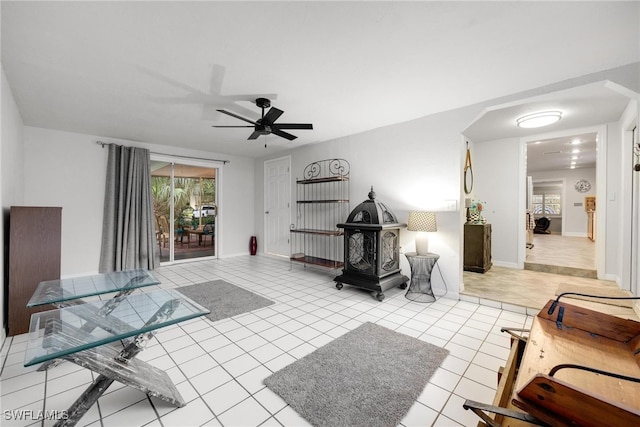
[
  {"left": 516, "top": 110, "right": 562, "bottom": 128},
  {"left": 213, "top": 98, "right": 313, "bottom": 141}
]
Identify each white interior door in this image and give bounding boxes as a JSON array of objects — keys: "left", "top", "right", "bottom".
[{"left": 264, "top": 156, "right": 291, "bottom": 257}]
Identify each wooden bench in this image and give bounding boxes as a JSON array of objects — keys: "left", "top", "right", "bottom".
[{"left": 464, "top": 300, "right": 640, "bottom": 426}]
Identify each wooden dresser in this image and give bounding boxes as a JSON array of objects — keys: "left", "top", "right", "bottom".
[
  {"left": 8, "top": 206, "right": 62, "bottom": 335},
  {"left": 464, "top": 223, "right": 492, "bottom": 273}
]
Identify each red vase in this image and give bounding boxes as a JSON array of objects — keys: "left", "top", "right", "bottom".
[{"left": 250, "top": 236, "right": 257, "bottom": 255}]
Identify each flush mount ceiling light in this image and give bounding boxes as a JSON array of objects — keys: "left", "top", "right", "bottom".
[{"left": 516, "top": 111, "right": 562, "bottom": 128}]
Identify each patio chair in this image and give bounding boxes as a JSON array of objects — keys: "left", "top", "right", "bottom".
[
  {"left": 156, "top": 216, "right": 169, "bottom": 248},
  {"left": 201, "top": 224, "right": 214, "bottom": 246}
]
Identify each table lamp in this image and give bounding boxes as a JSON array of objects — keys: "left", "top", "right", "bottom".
[{"left": 407, "top": 211, "right": 437, "bottom": 255}]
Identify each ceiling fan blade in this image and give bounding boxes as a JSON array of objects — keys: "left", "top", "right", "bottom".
[
  {"left": 262, "top": 107, "right": 284, "bottom": 124},
  {"left": 273, "top": 123, "right": 313, "bottom": 130},
  {"left": 216, "top": 109, "right": 257, "bottom": 125},
  {"left": 211, "top": 125, "right": 254, "bottom": 128},
  {"left": 271, "top": 128, "right": 297, "bottom": 141},
  {"left": 248, "top": 130, "right": 262, "bottom": 140}
]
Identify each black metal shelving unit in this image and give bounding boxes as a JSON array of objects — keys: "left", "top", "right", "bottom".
[{"left": 290, "top": 159, "right": 350, "bottom": 270}]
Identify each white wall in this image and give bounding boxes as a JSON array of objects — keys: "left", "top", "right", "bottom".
[
  {"left": 256, "top": 106, "right": 480, "bottom": 300},
  {"left": 530, "top": 168, "right": 597, "bottom": 236},
  {"left": 469, "top": 137, "right": 522, "bottom": 268},
  {"left": 604, "top": 120, "right": 624, "bottom": 281},
  {"left": 23, "top": 127, "right": 256, "bottom": 276},
  {"left": 1, "top": 65, "right": 25, "bottom": 340},
  {"left": 23, "top": 127, "right": 107, "bottom": 276}
]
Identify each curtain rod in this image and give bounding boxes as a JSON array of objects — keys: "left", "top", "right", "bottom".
[{"left": 96, "top": 141, "right": 230, "bottom": 164}]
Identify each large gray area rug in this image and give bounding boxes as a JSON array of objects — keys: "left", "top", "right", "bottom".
[
  {"left": 264, "top": 322, "right": 449, "bottom": 427},
  {"left": 176, "top": 280, "right": 274, "bottom": 322}
]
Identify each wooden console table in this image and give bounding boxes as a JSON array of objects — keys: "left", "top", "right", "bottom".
[
  {"left": 464, "top": 223, "right": 492, "bottom": 273},
  {"left": 25, "top": 270, "right": 210, "bottom": 427},
  {"left": 464, "top": 299, "right": 640, "bottom": 426}
]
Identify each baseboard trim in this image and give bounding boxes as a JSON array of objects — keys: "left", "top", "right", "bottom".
[
  {"left": 599, "top": 273, "right": 619, "bottom": 283},
  {"left": 492, "top": 261, "right": 520, "bottom": 269}
]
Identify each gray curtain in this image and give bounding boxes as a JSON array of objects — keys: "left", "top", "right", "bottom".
[{"left": 99, "top": 144, "right": 159, "bottom": 272}]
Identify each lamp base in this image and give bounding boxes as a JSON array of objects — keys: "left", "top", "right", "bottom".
[{"left": 415, "top": 234, "right": 429, "bottom": 256}]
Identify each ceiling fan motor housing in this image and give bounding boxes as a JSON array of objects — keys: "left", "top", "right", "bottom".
[
  {"left": 256, "top": 98, "right": 271, "bottom": 109},
  {"left": 255, "top": 124, "right": 271, "bottom": 135}
]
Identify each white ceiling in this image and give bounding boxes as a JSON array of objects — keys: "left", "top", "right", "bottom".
[
  {"left": 2, "top": 1, "right": 639, "bottom": 159},
  {"left": 463, "top": 82, "right": 635, "bottom": 172},
  {"left": 526, "top": 132, "right": 598, "bottom": 173}
]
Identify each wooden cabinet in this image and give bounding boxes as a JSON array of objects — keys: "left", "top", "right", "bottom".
[
  {"left": 464, "top": 223, "right": 492, "bottom": 273},
  {"left": 8, "top": 206, "right": 62, "bottom": 335}
]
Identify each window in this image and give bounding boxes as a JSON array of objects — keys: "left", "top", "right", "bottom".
[{"left": 532, "top": 192, "right": 561, "bottom": 215}]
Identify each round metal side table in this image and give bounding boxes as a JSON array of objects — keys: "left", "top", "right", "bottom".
[{"left": 405, "top": 252, "right": 439, "bottom": 302}]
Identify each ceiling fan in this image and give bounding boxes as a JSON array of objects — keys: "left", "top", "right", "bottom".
[{"left": 213, "top": 98, "right": 313, "bottom": 141}]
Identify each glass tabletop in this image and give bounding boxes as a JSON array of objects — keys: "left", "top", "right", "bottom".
[
  {"left": 27, "top": 269, "right": 160, "bottom": 307},
  {"left": 24, "top": 289, "right": 210, "bottom": 367}
]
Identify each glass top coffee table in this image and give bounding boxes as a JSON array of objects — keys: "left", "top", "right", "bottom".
[
  {"left": 24, "top": 288, "right": 209, "bottom": 367},
  {"left": 27, "top": 269, "right": 160, "bottom": 307},
  {"left": 24, "top": 270, "right": 210, "bottom": 427}
]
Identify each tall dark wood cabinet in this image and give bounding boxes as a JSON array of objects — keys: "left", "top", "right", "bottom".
[
  {"left": 8, "top": 206, "right": 62, "bottom": 335},
  {"left": 464, "top": 223, "right": 492, "bottom": 273}
]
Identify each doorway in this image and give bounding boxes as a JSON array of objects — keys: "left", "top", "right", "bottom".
[
  {"left": 150, "top": 158, "right": 218, "bottom": 263},
  {"left": 524, "top": 131, "right": 599, "bottom": 276},
  {"left": 461, "top": 82, "right": 637, "bottom": 308}
]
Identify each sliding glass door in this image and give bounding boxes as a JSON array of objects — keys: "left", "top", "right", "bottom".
[{"left": 150, "top": 158, "right": 218, "bottom": 263}]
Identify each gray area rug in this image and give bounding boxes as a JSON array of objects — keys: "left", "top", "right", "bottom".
[
  {"left": 264, "top": 322, "right": 449, "bottom": 427},
  {"left": 176, "top": 280, "right": 274, "bottom": 322}
]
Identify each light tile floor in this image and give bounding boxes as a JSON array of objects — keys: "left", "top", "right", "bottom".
[
  {"left": 1, "top": 256, "right": 533, "bottom": 427},
  {"left": 462, "top": 234, "right": 639, "bottom": 321},
  {"left": 525, "top": 234, "right": 595, "bottom": 270}
]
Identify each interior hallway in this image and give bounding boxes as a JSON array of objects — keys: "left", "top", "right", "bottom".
[
  {"left": 461, "top": 234, "right": 639, "bottom": 320},
  {"left": 524, "top": 233, "right": 596, "bottom": 277}
]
